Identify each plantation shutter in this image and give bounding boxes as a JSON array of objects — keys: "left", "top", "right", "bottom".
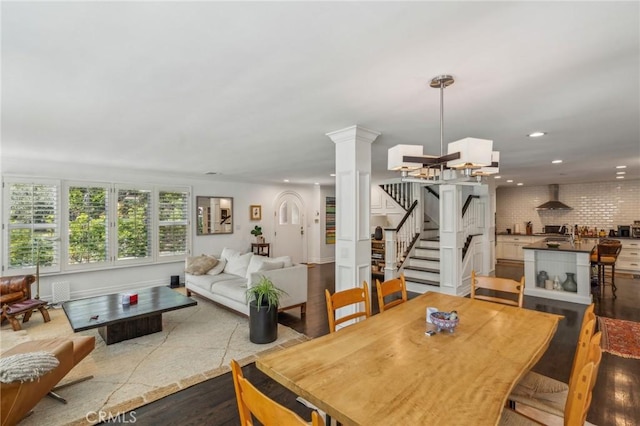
[
  {"left": 6, "top": 181, "right": 60, "bottom": 272},
  {"left": 158, "top": 190, "right": 189, "bottom": 259},
  {"left": 68, "top": 184, "right": 109, "bottom": 266},
  {"left": 117, "top": 188, "right": 152, "bottom": 262}
]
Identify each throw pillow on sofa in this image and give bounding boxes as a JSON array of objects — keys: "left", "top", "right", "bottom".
[
  {"left": 245, "top": 256, "right": 285, "bottom": 279},
  {"left": 206, "top": 258, "right": 227, "bottom": 276},
  {"left": 185, "top": 255, "right": 218, "bottom": 275},
  {"left": 223, "top": 252, "right": 253, "bottom": 277},
  {"left": 272, "top": 255, "right": 294, "bottom": 268},
  {"left": 221, "top": 247, "right": 243, "bottom": 261}
]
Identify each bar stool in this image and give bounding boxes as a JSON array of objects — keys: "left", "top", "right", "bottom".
[{"left": 590, "top": 240, "right": 622, "bottom": 299}]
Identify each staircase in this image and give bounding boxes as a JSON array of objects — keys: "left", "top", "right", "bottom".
[{"left": 403, "top": 220, "right": 441, "bottom": 294}]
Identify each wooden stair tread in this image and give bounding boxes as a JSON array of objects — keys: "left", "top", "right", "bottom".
[
  {"left": 404, "top": 277, "right": 440, "bottom": 287},
  {"left": 404, "top": 266, "right": 440, "bottom": 273},
  {"left": 410, "top": 255, "right": 439, "bottom": 261}
]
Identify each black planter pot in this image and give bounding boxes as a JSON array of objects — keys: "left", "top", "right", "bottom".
[{"left": 249, "top": 301, "right": 278, "bottom": 344}]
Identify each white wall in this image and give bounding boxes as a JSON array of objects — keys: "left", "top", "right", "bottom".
[
  {"left": 496, "top": 180, "right": 640, "bottom": 234},
  {"left": 1, "top": 158, "right": 332, "bottom": 300}
]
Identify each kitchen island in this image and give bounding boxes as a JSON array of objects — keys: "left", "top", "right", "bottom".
[{"left": 523, "top": 240, "right": 595, "bottom": 305}]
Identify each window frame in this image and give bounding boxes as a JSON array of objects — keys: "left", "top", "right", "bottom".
[
  {"left": 2, "top": 177, "right": 191, "bottom": 275},
  {"left": 3, "top": 177, "right": 61, "bottom": 275}
]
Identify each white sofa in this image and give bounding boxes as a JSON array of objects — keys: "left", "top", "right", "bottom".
[{"left": 185, "top": 248, "right": 307, "bottom": 316}]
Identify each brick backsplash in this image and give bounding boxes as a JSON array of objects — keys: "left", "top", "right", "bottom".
[{"left": 496, "top": 180, "right": 640, "bottom": 234}]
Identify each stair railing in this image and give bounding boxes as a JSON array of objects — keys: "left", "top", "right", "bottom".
[
  {"left": 384, "top": 200, "right": 420, "bottom": 274},
  {"left": 462, "top": 195, "right": 482, "bottom": 260},
  {"left": 380, "top": 182, "right": 413, "bottom": 211}
]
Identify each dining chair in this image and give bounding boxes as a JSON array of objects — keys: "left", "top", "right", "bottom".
[
  {"left": 470, "top": 270, "right": 524, "bottom": 307},
  {"left": 500, "top": 331, "right": 602, "bottom": 425},
  {"left": 325, "top": 282, "right": 371, "bottom": 333},
  {"left": 230, "top": 359, "right": 324, "bottom": 426},
  {"left": 375, "top": 274, "right": 407, "bottom": 313},
  {"left": 508, "top": 313, "right": 597, "bottom": 418}
]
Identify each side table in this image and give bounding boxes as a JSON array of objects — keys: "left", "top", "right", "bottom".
[{"left": 251, "top": 243, "right": 270, "bottom": 257}]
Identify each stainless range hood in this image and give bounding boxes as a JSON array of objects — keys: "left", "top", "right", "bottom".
[{"left": 536, "top": 184, "right": 573, "bottom": 211}]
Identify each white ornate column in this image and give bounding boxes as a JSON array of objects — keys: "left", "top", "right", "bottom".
[{"left": 326, "top": 125, "right": 381, "bottom": 316}]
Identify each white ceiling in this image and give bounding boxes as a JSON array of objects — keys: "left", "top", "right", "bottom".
[{"left": 2, "top": 2, "right": 639, "bottom": 187}]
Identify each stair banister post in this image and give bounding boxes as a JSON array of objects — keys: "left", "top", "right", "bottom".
[{"left": 384, "top": 227, "right": 396, "bottom": 281}]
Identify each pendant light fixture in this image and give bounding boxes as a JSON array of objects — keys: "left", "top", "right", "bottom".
[{"left": 388, "top": 75, "right": 499, "bottom": 184}]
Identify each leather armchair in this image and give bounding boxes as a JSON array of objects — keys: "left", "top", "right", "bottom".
[
  {"left": 1, "top": 336, "right": 95, "bottom": 426},
  {"left": 1, "top": 275, "right": 35, "bottom": 325},
  {"left": 0, "top": 275, "right": 34, "bottom": 306}
]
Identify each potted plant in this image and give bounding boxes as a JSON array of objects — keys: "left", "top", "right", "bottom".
[
  {"left": 246, "top": 275, "right": 287, "bottom": 343},
  {"left": 251, "top": 225, "right": 264, "bottom": 243}
]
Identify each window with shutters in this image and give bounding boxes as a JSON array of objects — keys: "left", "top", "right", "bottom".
[
  {"left": 3, "top": 179, "right": 190, "bottom": 274},
  {"left": 117, "top": 187, "right": 152, "bottom": 263},
  {"left": 5, "top": 180, "right": 60, "bottom": 273},
  {"left": 67, "top": 184, "right": 109, "bottom": 267},
  {"left": 158, "top": 190, "right": 188, "bottom": 260}
]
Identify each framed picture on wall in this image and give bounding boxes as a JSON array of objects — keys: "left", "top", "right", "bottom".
[{"left": 250, "top": 205, "right": 262, "bottom": 221}]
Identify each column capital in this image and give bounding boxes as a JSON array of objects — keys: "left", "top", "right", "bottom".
[{"left": 326, "top": 125, "right": 381, "bottom": 145}]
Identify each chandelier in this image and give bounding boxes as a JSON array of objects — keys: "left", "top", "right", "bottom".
[{"left": 388, "top": 75, "right": 499, "bottom": 184}]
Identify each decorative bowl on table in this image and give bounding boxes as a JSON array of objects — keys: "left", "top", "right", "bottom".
[
  {"left": 430, "top": 311, "right": 459, "bottom": 333},
  {"left": 546, "top": 242, "right": 560, "bottom": 248}
]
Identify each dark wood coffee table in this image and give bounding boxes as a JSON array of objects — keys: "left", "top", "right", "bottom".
[{"left": 62, "top": 286, "right": 197, "bottom": 345}]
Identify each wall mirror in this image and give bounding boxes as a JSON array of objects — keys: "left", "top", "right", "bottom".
[{"left": 196, "top": 196, "right": 233, "bottom": 235}]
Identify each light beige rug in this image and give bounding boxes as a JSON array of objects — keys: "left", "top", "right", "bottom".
[{"left": 0, "top": 292, "right": 308, "bottom": 426}]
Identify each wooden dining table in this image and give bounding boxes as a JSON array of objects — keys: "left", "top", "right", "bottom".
[{"left": 256, "top": 292, "right": 562, "bottom": 426}]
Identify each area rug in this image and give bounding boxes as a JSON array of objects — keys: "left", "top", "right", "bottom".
[
  {"left": 0, "top": 292, "right": 308, "bottom": 426},
  {"left": 597, "top": 316, "right": 640, "bottom": 359}
]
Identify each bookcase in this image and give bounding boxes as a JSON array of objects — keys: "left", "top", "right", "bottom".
[{"left": 371, "top": 240, "right": 385, "bottom": 280}]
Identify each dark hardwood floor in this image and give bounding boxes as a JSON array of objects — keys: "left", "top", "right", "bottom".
[{"left": 107, "top": 263, "right": 639, "bottom": 425}]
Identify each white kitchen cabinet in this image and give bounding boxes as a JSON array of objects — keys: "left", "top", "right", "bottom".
[
  {"left": 617, "top": 240, "right": 640, "bottom": 273},
  {"left": 497, "top": 235, "right": 541, "bottom": 261}
]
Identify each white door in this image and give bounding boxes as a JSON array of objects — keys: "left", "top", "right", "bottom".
[{"left": 273, "top": 192, "right": 305, "bottom": 264}]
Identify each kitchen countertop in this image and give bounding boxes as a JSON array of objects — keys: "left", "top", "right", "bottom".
[{"left": 523, "top": 240, "right": 595, "bottom": 253}]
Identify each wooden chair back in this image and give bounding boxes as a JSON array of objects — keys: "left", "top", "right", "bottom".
[
  {"left": 596, "top": 240, "right": 622, "bottom": 265},
  {"left": 325, "top": 282, "right": 371, "bottom": 333},
  {"left": 564, "top": 332, "right": 602, "bottom": 426},
  {"left": 231, "top": 359, "right": 323, "bottom": 426},
  {"left": 568, "top": 318, "right": 596, "bottom": 392},
  {"left": 470, "top": 271, "right": 524, "bottom": 308},
  {"left": 375, "top": 274, "right": 408, "bottom": 313}
]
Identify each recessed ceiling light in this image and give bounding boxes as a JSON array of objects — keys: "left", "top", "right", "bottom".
[
  {"left": 517, "top": 183, "right": 524, "bottom": 186},
  {"left": 527, "top": 132, "right": 546, "bottom": 138},
  {"left": 494, "top": 176, "right": 502, "bottom": 179},
  {"left": 616, "top": 165, "right": 627, "bottom": 169},
  {"left": 283, "top": 179, "right": 290, "bottom": 183},
  {"left": 314, "top": 182, "right": 320, "bottom": 185},
  {"left": 506, "top": 179, "right": 514, "bottom": 183},
  {"left": 330, "top": 173, "right": 336, "bottom": 177},
  {"left": 616, "top": 176, "right": 625, "bottom": 179},
  {"left": 552, "top": 160, "right": 563, "bottom": 164},
  {"left": 616, "top": 171, "right": 626, "bottom": 175}
]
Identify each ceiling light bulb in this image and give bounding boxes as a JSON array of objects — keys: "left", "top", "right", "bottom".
[
  {"left": 330, "top": 173, "right": 336, "bottom": 177},
  {"left": 616, "top": 176, "right": 625, "bottom": 179},
  {"left": 552, "top": 160, "right": 563, "bottom": 164},
  {"left": 616, "top": 171, "right": 626, "bottom": 175},
  {"left": 527, "top": 132, "right": 546, "bottom": 138},
  {"left": 314, "top": 182, "right": 320, "bottom": 185},
  {"left": 494, "top": 176, "right": 502, "bottom": 179},
  {"left": 616, "top": 165, "right": 627, "bottom": 169},
  {"left": 517, "top": 183, "right": 524, "bottom": 186},
  {"left": 283, "top": 179, "right": 290, "bottom": 183},
  {"left": 507, "top": 179, "right": 514, "bottom": 183}
]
